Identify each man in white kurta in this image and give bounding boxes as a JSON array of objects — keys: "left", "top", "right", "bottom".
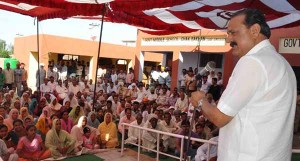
[
  {"left": 125, "top": 113, "right": 144, "bottom": 144},
  {"left": 191, "top": 9, "right": 296, "bottom": 161},
  {"left": 142, "top": 114, "right": 170, "bottom": 152}
]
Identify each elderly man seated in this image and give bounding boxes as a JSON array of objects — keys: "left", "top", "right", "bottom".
[
  {"left": 125, "top": 113, "right": 144, "bottom": 145},
  {"left": 142, "top": 114, "right": 169, "bottom": 152}
]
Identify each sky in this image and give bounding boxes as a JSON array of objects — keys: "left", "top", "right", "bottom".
[{"left": 0, "top": 10, "right": 138, "bottom": 46}]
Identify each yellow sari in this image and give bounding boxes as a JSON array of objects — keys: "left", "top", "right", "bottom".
[{"left": 98, "top": 113, "right": 118, "bottom": 148}]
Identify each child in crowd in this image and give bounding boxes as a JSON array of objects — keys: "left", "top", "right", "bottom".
[{"left": 82, "top": 126, "right": 99, "bottom": 149}]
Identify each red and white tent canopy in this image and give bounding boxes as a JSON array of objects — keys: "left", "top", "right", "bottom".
[{"left": 0, "top": 0, "right": 299, "bottom": 35}]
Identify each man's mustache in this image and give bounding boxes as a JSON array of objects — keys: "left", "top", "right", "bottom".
[{"left": 230, "top": 42, "right": 237, "bottom": 47}]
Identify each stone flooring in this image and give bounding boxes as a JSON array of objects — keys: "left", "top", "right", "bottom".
[
  {"left": 90, "top": 133, "right": 300, "bottom": 161},
  {"left": 94, "top": 148, "right": 157, "bottom": 161}
]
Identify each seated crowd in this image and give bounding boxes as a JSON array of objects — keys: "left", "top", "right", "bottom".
[{"left": 0, "top": 62, "right": 222, "bottom": 161}]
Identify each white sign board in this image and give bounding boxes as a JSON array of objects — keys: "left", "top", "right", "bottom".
[
  {"left": 141, "top": 36, "right": 226, "bottom": 46},
  {"left": 279, "top": 38, "right": 300, "bottom": 54}
]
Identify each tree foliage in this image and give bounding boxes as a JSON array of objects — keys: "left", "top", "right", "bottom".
[{"left": 0, "top": 40, "right": 12, "bottom": 58}]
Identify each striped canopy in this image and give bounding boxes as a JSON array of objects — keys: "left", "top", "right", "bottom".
[{"left": 0, "top": 0, "right": 299, "bottom": 35}]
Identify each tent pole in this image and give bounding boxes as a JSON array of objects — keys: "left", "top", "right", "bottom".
[
  {"left": 185, "top": 30, "right": 202, "bottom": 161},
  {"left": 36, "top": 18, "right": 41, "bottom": 93},
  {"left": 92, "top": 4, "right": 106, "bottom": 111}
]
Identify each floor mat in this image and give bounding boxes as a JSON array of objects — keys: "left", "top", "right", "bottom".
[
  {"left": 62, "top": 154, "right": 104, "bottom": 161},
  {"left": 292, "top": 153, "right": 300, "bottom": 161}
]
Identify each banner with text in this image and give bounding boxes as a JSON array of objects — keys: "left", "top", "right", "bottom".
[{"left": 141, "top": 36, "right": 226, "bottom": 46}]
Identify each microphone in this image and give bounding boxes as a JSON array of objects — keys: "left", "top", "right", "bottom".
[{"left": 199, "top": 61, "right": 216, "bottom": 76}]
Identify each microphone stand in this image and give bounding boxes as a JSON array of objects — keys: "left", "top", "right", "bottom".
[{"left": 184, "top": 101, "right": 199, "bottom": 161}]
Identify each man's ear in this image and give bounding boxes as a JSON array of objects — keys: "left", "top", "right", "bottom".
[{"left": 250, "top": 23, "right": 261, "bottom": 38}]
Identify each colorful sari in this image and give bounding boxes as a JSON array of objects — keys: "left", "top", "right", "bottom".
[
  {"left": 98, "top": 113, "right": 118, "bottom": 148},
  {"left": 17, "top": 134, "right": 51, "bottom": 161},
  {"left": 45, "top": 119, "right": 75, "bottom": 159}
]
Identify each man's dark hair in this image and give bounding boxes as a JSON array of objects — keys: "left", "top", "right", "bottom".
[
  {"left": 181, "top": 120, "right": 190, "bottom": 126},
  {"left": 125, "top": 108, "right": 131, "bottom": 113},
  {"left": 232, "top": 8, "right": 271, "bottom": 38},
  {"left": 13, "top": 119, "right": 23, "bottom": 126},
  {"left": 195, "top": 123, "right": 205, "bottom": 129},
  {"left": 212, "top": 78, "right": 218, "bottom": 82},
  {"left": 0, "top": 124, "right": 7, "bottom": 130}
]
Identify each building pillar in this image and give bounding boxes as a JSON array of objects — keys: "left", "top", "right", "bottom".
[
  {"left": 90, "top": 56, "right": 98, "bottom": 83},
  {"left": 162, "top": 53, "right": 167, "bottom": 67},
  {"left": 134, "top": 51, "right": 144, "bottom": 82},
  {"left": 171, "top": 50, "right": 181, "bottom": 89}
]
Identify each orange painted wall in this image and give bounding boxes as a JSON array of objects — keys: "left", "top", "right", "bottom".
[{"left": 15, "top": 28, "right": 299, "bottom": 90}]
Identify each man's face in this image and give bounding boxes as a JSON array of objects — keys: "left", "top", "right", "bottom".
[
  {"left": 227, "top": 15, "right": 256, "bottom": 57},
  {"left": 196, "top": 126, "right": 204, "bottom": 134},
  {"left": 125, "top": 110, "right": 131, "bottom": 118},
  {"left": 164, "top": 114, "right": 171, "bottom": 123},
  {"left": 182, "top": 124, "right": 190, "bottom": 134},
  {"left": 136, "top": 115, "right": 143, "bottom": 125},
  {"left": 0, "top": 127, "right": 7, "bottom": 138},
  {"left": 150, "top": 118, "right": 158, "bottom": 128}
]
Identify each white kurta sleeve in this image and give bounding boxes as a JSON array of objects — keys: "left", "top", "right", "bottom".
[{"left": 217, "top": 56, "right": 265, "bottom": 117}]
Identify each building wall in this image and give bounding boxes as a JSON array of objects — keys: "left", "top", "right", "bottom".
[
  {"left": 135, "top": 30, "right": 231, "bottom": 89},
  {"left": 13, "top": 27, "right": 300, "bottom": 90}
]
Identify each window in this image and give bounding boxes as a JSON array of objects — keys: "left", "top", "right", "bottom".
[
  {"left": 117, "top": 59, "right": 127, "bottom": 65},
  {"left": 200, "top": 53, "right": 223, "bottom": 68},
  {"left": 61, "top": 54, "right": 78, "bottom": 61}
]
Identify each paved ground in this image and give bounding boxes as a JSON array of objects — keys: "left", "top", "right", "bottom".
[
  {"left": 89, "top": 133, "right": 300, "bottom": 161},
  {"left": 95, "top": 148, "right": 157, "bottom": 161}
]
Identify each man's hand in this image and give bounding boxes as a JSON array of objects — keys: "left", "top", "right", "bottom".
[{"left": 191, "top": 91, "right": 206, "bottom": 107}]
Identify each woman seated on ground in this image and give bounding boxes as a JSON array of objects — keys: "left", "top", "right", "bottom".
[
  {"left": 23, "top": 116, "right": 33, "bottom": 128},
  {"left": 12, "top": 100, "right": 21, "bottom": 111},
  {"left": 5, "top": 119, "right": 26, "bottom": 149},
  {"left": 60, "top": 110, "right": 74, "bottom": 133},
  {"left": 36, "top": 117, "right": 50, "bottom": 141},
  {"left": 17, "top": 125, "right": 51, "bottom": 161},
  {"left": 61, "top": 100, "right": 72, "bottom": 113},
  {"left": 82, "top": 127, "right": 99, "bottom": 149},
  {"left": 87, "top": 111, "right": 100, "bottom": 129},
  {"left": 19, "top": 107, "right": 33, "bottom": 122},
  {"left": 28, "top": 91, "right": 39, "bottom": 115},
  {"left": 48, "top": 97, "right": 62, "bottom": 116},
  {"left": 20, "top": 92, "right": 31, "bottom": 107},
  {"left": 33, "top": 97, "right": 47, "bottom": 118},
  {"left": 98, "top": 112, "right": 118, "bottom": 148},
  {"left": 70, "top": 116, "right": 99, "bottom": 149},
  {"left": 69, "top": 106, "right": 84, "bottom": 125},
  {"left": 45, "top": 119, "right": 76, "bottom": 159},
  {"left": 4, "top": 109, "right": 19, "bottom": 132}
]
